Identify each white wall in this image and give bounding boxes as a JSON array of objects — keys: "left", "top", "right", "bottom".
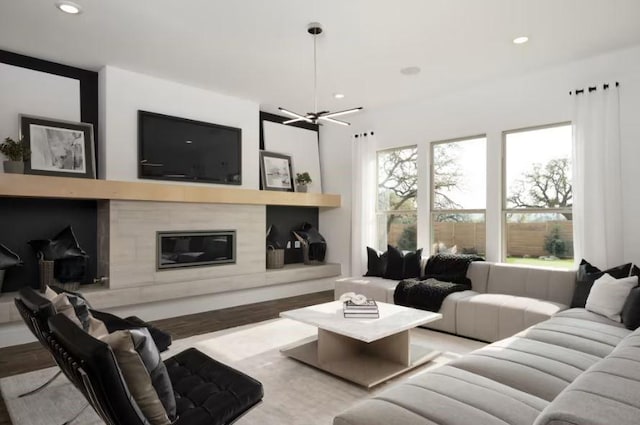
[
  {"left": 99, "top": 66, "right": 260, "bottom": 188},
  {"left": 320, "top": 44, "right": 640, "bottom": 268},
  {"left": 319, "top": 124, "right": 354, "bottom": 275},
  {"left": 0, "top": 63, "right": 80, "bottom": 164}
]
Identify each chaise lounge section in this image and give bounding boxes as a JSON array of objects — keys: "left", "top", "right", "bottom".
[{"left": 334, "top": 308, "right": 639, "bottom": 425}]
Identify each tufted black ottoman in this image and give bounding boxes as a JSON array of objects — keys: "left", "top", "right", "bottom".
[{"left": 165, "top": 348, "right": 264, "bottom": 425}]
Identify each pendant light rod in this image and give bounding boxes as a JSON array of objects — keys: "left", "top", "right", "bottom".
[{"left": 308, "top": 22, "right": 323, "bottom": 114}]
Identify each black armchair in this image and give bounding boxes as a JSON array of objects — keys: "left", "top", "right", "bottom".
[{"left": 48, "top": 313, "right": 264, "bottom": 425}]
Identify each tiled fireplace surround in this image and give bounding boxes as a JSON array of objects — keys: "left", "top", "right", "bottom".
[{"left": 98, "top": 201, "right": 265, "bottom": 291}]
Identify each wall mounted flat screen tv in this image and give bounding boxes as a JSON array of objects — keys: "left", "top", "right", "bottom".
[{"left": 138, "top": 111, "right": 242, "bottom": 185}]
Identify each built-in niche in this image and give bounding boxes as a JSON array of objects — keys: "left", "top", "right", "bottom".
[
  {"left": 0, "top": 198, "right": 98, "bottom": 292},
  {"left": 266, "top": 206, "right": 319, "bottom": 264}
]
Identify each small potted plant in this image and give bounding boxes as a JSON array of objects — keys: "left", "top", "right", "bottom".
[
  {"left": 295, "top": 172, "right": 312, "bottom": 193},
  {"left": 0, "top": 137, "right": 31, "bottom": 174}
]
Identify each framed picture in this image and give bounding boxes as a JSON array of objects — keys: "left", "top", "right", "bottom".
[
  {"left": 259, "top": 151, "right": 294, "bottom": 192},
  {"left": 20, "top": 115, "right": 96, "bottom": 179}
]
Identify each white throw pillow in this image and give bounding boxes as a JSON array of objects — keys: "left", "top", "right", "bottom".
[{"left": 585, "top": 273, "right": 638, "bottom": 322}]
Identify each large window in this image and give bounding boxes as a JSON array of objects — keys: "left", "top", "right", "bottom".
[
  {"left": 431, "top": 136, "right": 487, "bottom": 255},
  {"left": 503, "top": 123, "right": 573, "bottom": 268},
  {"left": 376, "top": 146, "right": 417, "bottom": 251}
]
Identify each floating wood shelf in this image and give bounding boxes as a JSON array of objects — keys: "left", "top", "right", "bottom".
[{"left": 0, "top": 174, "right": 341, "bottom": 208}]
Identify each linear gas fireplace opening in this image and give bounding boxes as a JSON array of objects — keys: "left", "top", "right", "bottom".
[{"left": 157, "top": 230, "right": 236, "bottom": 270}]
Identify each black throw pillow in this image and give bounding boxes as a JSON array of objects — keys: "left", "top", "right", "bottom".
[
  {"left": 570, "top": 259, "right": 632, "bottom": 308},
  {"left": 383, "top": 245, "right": 423, "bottom": 280},
  {"left": 622, "top": 286, "right": 640, "bottom": 330},
  {"left": 364, "top": 247, "right": 387, "bottom": 277}
]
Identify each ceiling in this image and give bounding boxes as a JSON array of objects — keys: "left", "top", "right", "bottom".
[{"left": 1, "top": 0, "right": 640, "bottom": 115}]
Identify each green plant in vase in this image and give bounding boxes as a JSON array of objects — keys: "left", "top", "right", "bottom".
[
  {"left": 0, "top": 137, "right": 31, "bottom": 174},
  {"left": 295, "top": 172, "right": 312, "bottom": 193}
]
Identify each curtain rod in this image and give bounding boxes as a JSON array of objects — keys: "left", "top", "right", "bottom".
[
  {"left": 354, "top": 132, "right": 374, "bottom": 138},
  {"left": 570, "top": 81, "right": 619, "bottom": 96}
]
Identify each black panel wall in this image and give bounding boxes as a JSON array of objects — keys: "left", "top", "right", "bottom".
[
  {"left": 266, "top": 206, "right": 319, "bottom": 264},
  {"left": 0, "top": 198, "right": 98, "bottom": 292}
]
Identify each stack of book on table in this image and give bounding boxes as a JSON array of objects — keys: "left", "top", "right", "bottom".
[{"left": 343, "top": 299, "right": 379, "bottom": 319}]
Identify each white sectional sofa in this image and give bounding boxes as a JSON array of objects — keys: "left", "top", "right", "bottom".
[
  {"left": 334, "top": 308, "right": 639, "bottom": 425},
  {"left": 335, "top": 261, "right": 576, "bottom": 342}
]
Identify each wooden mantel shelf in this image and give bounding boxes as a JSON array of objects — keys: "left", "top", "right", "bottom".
[{"left": 0, "top": 173, "right": 341, "bottom": 208}]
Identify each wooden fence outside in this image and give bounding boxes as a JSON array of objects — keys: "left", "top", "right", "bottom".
[{"left": 433, "top": 221, "right": 573, "bottom": 257}]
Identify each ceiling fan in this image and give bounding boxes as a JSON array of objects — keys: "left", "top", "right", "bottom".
[{"left": 279, "top": 22, "right": 363, "bottom": 126}]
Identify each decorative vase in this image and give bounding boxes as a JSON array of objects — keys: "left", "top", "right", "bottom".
[
  {"left": 296, "top": 184, "right": 308, "bottom": 193},
  {"left": 3, "top": 160, "right": 24, "bottom": 174}
]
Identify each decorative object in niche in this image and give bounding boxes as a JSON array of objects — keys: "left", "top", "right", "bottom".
[
  {"left": 295, "top": 172, "right": 312, "bottom": 193},
  {"left": 266, "top": 225, "right": 285, "bottom": 269},
  {"left": 21, "top": 114, "right": 96, "bottom": 179},
  {"left": 259, "top": 151, "right": 294, "bottom": 192},
  {"left": 0, "top": 136, "right": 30, "bottom": 174},
  {"left": 0, "top": 243, "right": 22, "bottom": 293},
  {"left": 29, "top": 225, "right": 89, "bottom": 289},
  {"left": 292, "top": 222, "right": 327, "bottom": 265}
]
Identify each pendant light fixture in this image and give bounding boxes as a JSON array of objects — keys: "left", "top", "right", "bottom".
[{"left": 279, "top": 22, "right": 363, "bottom": 126}]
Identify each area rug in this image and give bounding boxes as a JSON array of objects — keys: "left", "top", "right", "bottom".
[{"left": 0, "top": 318, "right": 484, "bottom": 425}]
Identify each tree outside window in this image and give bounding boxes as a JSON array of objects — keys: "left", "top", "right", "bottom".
[
  {"left": 431, "top": 136, "right": 487, "bottom": 256},
  {"left": 504, "top": 123, "right": 573, "bottom": 268},
  {"left": 376, "top": 147, "right": 417, "bottom": 251}
]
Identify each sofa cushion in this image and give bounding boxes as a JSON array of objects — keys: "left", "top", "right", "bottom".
[
  {"left": 486, "top": 263, "right": 575, "bottom": 305},
  {"left": 533, "top": 329, "right": 640, "bottom": 425},
  {"left": 333, "top": 365, "right": 547, "bottom": 425},
  {"left": 448, "top": 336, "right": 601, "bottom": 401},
  {"left": 554, "top": 307, "right": 626, "bottom": 327},
  {"left": 456, "top": 293, "right": 566, "bottom": 342},
  {"left": 334, "top": 276, "right": 397, "bottom": 303},
  {"left": 585, "top": 273, "right": 637, "bottom": 321},
  {"left": 424, "top": 290, "right": 476, "bottom": 334},
  {"left": 516, "top": 315, "right": 631, "bottom": 357},
  {"left": 466, "top": 261, "right": 490, "bottom": 293}
]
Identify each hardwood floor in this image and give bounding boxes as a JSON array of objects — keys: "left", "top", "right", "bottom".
[{"left": 0, "top": 290, "right": 333, "bottom": 425}]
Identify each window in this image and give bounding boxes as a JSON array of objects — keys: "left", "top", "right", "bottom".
[
  {"left": 376, "top": 146, "right": 417, "bottom": 251},
  {"left": 431, "top": 136, "right": 487, "bottom": 255},
  {"left": 503, "top": 123, "right": 573, "bottom": 268}
]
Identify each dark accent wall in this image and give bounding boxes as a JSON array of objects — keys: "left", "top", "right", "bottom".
[
  {"left": 0, "top": 49, "right": 100, "bottom": 176},
  {"left": 0, "top": 198, "right": 98, "bottom": 292},
  {"left": 266, "top": 206, "right": 319, "bottom": 264}
]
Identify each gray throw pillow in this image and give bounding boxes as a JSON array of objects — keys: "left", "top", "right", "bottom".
[{"left": 129, "top": 328, "right": 177, "bottom": 421}]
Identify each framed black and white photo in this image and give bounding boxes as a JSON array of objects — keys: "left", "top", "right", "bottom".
[
  {"left": 20, "top": 115, "right": 96, "bottom": 179},
  {"left": 259, "top": 151, "right": 294, "bottom": 192}
]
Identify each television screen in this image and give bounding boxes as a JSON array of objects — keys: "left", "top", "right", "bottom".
[{"left": 138, "top": 111, "right": 242, "bottom": 185}]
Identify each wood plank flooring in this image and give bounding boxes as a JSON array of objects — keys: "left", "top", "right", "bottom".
[{"left": 0, "top": 290, "right": 333, "bottom": 425}]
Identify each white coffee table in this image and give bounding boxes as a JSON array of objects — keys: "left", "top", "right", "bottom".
[{"left": 280, "top": 301, "right": 442, "bottom": 388}]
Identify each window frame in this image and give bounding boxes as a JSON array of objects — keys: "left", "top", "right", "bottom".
[
  {"left": 375, "top": 145, "right": 418, "bottom": 250},
  {"left": 501, "top": 121, "right": 573, "bottom": 262},
  {"left": 430, "top": 134, "right": 487, "bottom": 254}
]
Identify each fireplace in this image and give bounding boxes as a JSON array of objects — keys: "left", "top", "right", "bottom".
[{"left": 157, "top": 230, "right": 236, "bottom": 270}]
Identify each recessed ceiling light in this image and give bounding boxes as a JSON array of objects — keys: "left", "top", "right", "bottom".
[
  {"left": 513, "top": 36, "right": 529, "bottom": 45},
  {"left": 400, "top": 66, "right": 421, "bottom": 76},
  {"left": 55, "top": 1, "right": 82, "bottom": 14},
  {"left": 333, "top": 93, "right": 345, "bottom": 99}
]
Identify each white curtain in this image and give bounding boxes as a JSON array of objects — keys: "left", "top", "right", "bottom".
[
  {"left": 572, "top": 85, "right": 623, "bottom": 268},
  {"left": 351, "top": 132, "right": 377, "bottom": 276}
]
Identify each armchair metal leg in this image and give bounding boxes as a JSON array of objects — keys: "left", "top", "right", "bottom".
[
  {"left": 61, "top": 402, "right": 89, "bottom": 425},
  {"left": 18, "top": 369, "right": 62, "bottom": 398}
]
